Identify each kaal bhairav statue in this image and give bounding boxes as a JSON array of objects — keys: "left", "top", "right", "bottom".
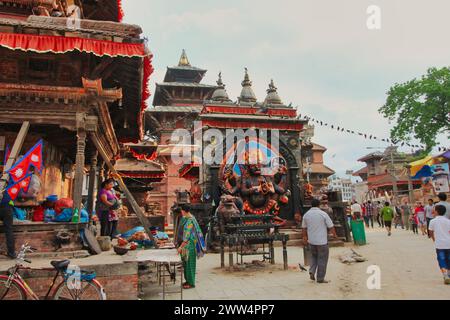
[{"left": 217, "top": 162, "right": 291, "bottom": 226}]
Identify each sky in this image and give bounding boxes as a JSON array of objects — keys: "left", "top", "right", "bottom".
[{"left": 122, "top": 0, "right": 449, "bottom": 177}]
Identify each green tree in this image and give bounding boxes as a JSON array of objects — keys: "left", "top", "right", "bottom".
[{"left": 379, "top": 67, "right": 450, "bottom": 152}]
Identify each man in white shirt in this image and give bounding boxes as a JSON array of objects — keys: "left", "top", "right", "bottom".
[
  {"left": 428, "top": 205, "right": 450, "bottom": 285},
  {"left": 436, "top": 193, "right": 450, "bottom": 219},
  {"left": 302, "top": 199, "right": 337, "bottom": 283},
  {"left": 424, "top": 198, "right": 435, "bottom": 238},
  {"left": 351, "top": 201, "right": 362, "bottom": 219}
]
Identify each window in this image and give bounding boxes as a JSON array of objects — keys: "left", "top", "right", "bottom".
[{"left": 28, "top": 58, "right": 54, "bottom": 80}]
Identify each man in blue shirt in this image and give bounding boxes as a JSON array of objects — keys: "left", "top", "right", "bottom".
[{"left": 0, "top": 190, "right": 16, "bottom": 259}]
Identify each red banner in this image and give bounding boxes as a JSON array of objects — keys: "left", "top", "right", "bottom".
[
  {"left": 201, "top": 119, "right": 303, "bottom": 131},
  {"left": 202, "top": 106, "right": 297, "bottom": 118},
  {"left": 0, "top": 32, "right": 148, "bottom": 58}
]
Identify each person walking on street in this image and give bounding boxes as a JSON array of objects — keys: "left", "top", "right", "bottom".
[
  {"left": 0, "top": 192, "right": 16, "bottom": 259},
  {"left": 424, "top": 198, "right": 435, "bottom": 238},
  {"left": 362, "top": 202, "right": 369, "bottom": 228},
  {"left": 381, "top": 202, "right": 394, "bottom": 236},
  {"left": 410, "top": 211, "right": 419, "bottom": 235},
  {"left": 401, "top": 200, "right": 412, "bottom": 231},
  {"left": 415, "top": 202, "right": 427, "bottom": 236},
  {"left": 302, "top": 198, "right": 337, "bottom": 284},
  {"left": 428, "top": 205, "right": 450, "bottom": 285},
  {"left": 366, "top": 201, "right": 374, "bottom": 228},
  {"left": 351, "top": 201, "right": 362, "bottom": 220},
  {"left": 375, "top": 201, "right": 384, "bottom": 228},
  {"left": 394, "top": 205, "right": 403, "bottom": 229},
  {"left": 436, "top": 193, "right": 450, "bottom": 219}
]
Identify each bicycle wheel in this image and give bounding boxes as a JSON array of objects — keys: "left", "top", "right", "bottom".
[
  {"left": 53, "top": 280, "right": 106, "bottom": 300},
  {"left": 0, "top": 277, "right": 26, "bottom": 300}
]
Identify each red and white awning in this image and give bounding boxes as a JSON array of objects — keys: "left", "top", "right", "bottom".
[{"left": 0, "top": 32, "right": 148, "bottom": 58}]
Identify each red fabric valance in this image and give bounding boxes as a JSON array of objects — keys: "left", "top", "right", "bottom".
[
  {"left": 203, "top": 106, "right": 297, "bottom": 118},
  {"left": 201, "top": 119, "right": 303, "bottom": 131},
  {"left": 0, "top": 32, "right": 147, "bottom": 58},
  {"left": 120, "top": 172, "right": 165, "bottom": 179}
]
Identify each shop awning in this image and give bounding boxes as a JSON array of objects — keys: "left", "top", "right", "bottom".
[
  {"left": 410, "top": 156, "right": 435, "bottom": 178},
  {"left": 0, "top": 32, "right": 147, "bottom": 58}
]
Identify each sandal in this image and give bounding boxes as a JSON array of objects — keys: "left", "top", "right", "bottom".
[{"left": 183, "top": 283, "right": 195, "bottom": 289}]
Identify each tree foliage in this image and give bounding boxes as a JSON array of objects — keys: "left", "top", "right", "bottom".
[{"left": 379, "top": 67, "right": 450, "bottom": 152}]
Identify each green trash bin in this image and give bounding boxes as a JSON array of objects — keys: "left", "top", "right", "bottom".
[{"left": 351, "top": 219, "right": 367, "bottom": 246}]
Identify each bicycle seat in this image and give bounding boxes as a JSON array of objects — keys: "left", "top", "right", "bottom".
[{"left": 51, "top": 260, "right": 70, "bottom": 272}]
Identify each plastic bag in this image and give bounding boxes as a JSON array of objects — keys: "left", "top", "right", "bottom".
[
  {"left": 54, "top": 198, "right": 74, "bottom": 214},
  {"left": 80, "top": 209, "right": 89, "bottom": 223},
  {"left": 54, "top": 208, "right": 73, "bottom": 222},
  {"left": 32, "top": 206, "right": 45, "bottom": 222},
  {"left": 119, "top": 226, "right": 145, "bottom": 240},
  {"left": 44, "top": 209, "right": 55, "bottom": 222},
  {"left": 13, "top": 207, "right": 27, "bottom": 220}
]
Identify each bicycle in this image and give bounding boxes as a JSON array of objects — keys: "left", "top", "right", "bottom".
[{"left": 0, "top": 244, "right": 106, "bottom": 300}]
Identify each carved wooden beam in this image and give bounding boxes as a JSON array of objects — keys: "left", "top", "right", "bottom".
[{"left": 90, "top": 57, "right": 113, "bottom": 79}]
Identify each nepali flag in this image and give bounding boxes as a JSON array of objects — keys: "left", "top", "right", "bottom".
[
  {"left": 7, "top": 155, "right": 30, "bottom": 183},
  {"left": 27, "top": 140, "right": 44, "bottom": 173},
  {"left": 6, "top": 183, "right": 21, "bottom": 201},
  {"left": 7, "top": 140, "right": 44, "bottom": 182},
  {"left": 18, "top": 175, "right": 32, "bottom": 194}
]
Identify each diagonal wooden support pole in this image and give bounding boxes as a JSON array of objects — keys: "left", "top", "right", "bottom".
[
  {"left": 89, "top": 132, "right": 157, "bottom": 246},
  {"left": 0, "top": 122, "right": 30, "bottom": 203}
]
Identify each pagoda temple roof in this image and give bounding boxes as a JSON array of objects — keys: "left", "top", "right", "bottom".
[
  {"left": 0, "top": 0, "right": 124, "bottom": 23},
  {"left": 352, "top": 166, "right": 368, "bottom": 177},
  {"left": 114, "top": 158, "right": 164, "bottom": 173},
  {"left": 358, "top": 152, "right": 384, "bottom": 162},
  {"left": 0, "top": 15, "right": 143, "bottom": 40},
  {"left": 308, "top": 163, "right": 335, "bottom": 175},
  {"left": 0, "top": 12, "right": 152, "bottom": 142},
  {"left": 162, "top": 49, "right": 207, "bottom": 83},
  {"left": 311, "top": 143, "right": 327, "bottom": 152}
]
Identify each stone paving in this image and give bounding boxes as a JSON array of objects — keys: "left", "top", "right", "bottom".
[{"left": 146, "top": 227, "right": 450, "bottom": 300}]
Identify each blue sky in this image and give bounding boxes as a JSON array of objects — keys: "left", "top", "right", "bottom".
[{"left": 123, "top": 0, "right": 449, "bottom": 177}]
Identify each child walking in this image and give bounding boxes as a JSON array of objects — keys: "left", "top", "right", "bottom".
[
  {"left": 410, "top": 212, "right": 419, "bottom": 235},
  {"left": 428, "top": 205, "right": 450, "bottom": 285}
]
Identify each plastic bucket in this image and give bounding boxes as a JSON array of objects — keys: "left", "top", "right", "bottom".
[{"left": 351, "top": 219, "right": 367, "bottom": 246}]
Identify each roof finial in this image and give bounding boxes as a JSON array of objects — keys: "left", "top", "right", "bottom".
[
  {"left": 242, "top": 67, "right": 252, "bottom": 87},
  {"left": 217, "top": 72, "right": 224, "bottom": 87},
  {"left": 178, "top": 49, "right": 191, "bottom": 66},
  {"left": 211, "top": 72, "right": 231, "bottom": 102},
  {"left": 239, "top": 68, "right": 257, "bottom": 104},
  {"left": 267, "top": 79, "right": 277, "bottom": 93},
  {"left": 264, "top": 78, "right": 283, "bottom": 105}
]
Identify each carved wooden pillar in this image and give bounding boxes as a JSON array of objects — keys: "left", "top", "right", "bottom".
[
  {"left": 87, "top": 150, "right": 98, "bottom": 215},
  {"left": 73, "top": 114, "right": 87, "bottom": 212},
  {"left": 98, "top": 159, "right": 105, "bottom": 187}
]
